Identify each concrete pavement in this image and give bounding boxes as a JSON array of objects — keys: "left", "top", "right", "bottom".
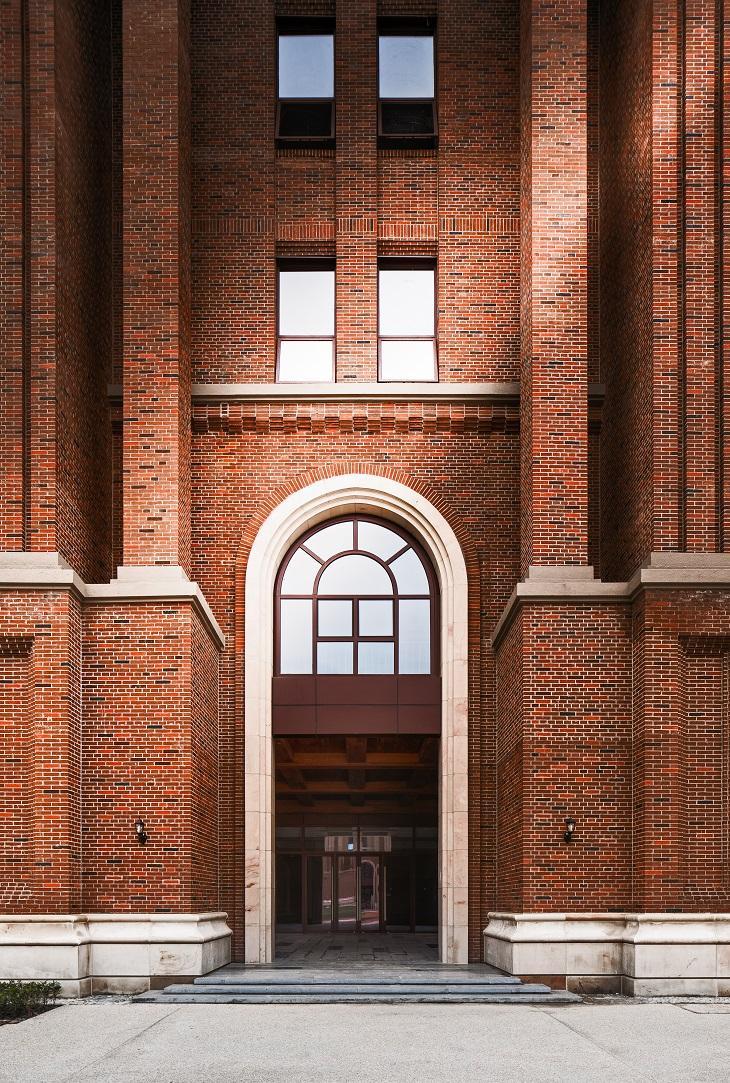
[{"left": 2, "top": 1001, "right": 730, "bottom": 1082}]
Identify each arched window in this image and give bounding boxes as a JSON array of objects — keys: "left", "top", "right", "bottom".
[{"left": 276, "top": 516, "right": 437, "bottom": 676}]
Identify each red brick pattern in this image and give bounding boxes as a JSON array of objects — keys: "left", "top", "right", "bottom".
[
  {"left": 122, "top": 0, "right": 192, "bottom": 572},
  {"left": 2, "top": 1, "right": 730, "bottom": 973},
  {"left": 520, "top": 0, "right": 589, "bottom": 570}
]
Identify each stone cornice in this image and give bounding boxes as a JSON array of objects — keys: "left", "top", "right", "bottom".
[
  {"left": 107, "top": 381, "right": 606, "bottom": 404},
  {"left": 0, "top": 555, "right": 225, "bottom": 648},
  {"left": 491, "top": 555, "right": 730, "bottom": 648}
]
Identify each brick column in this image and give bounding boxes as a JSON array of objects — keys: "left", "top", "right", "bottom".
[
  {"left": 519, "top": 0, "right": 589, "bottom": 573},
  {"left": 122, "top": 0, "right": 191, "bottom": 573},
  {"left": 335, "top": 0, "right": 377, "bottom": 382}
]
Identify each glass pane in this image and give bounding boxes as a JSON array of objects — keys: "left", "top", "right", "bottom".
[
  {"left": 336, "top": 854, "right": 358, "bottom": 930},
  {"left": 362, "top": 826, "right": 413, "bottom": 852},
  {"left": 379, "top": 269, "right": 435, "bottom": 336},
  {"left": 415, "top": 825, "right": 438, "bottom": 849},
  {"left": 391, "top": 549, "right": 429, "bottom": 593},
  {"left": 317, "top": 641, "right": 353, "bottom": 674},
  {"left": 319, "top": 554, "right": 392, "bottom": 595},
  {"left": 306, "top": 855, "right": 333, "bottom": 929},
  {"left": 318, "top": 599, "right": 352, "bottom": 636},
  {"left": 276, "top": 853, "right": 303, "bottom": 926},
  {"left": 280, "top": 599, "right": 313, "bottom": 673},
  {"left": 305, "top": 826, "right": 356, "bottom": 851},
  {"left": 359, "top": 599, "right": 393, "bottom": 636},
  {"left": 307, "top": 520, "right": 353, "bottom": 561},
  {"left": 279, "top": 270, "right": 335, "bottom": 336},
  {"left": 380, "top": 339, "right": 436, "bottom": 382},
  {"left": 414, "top": 848, "right": 438, "bottom": 928},
  {"left": 357, "top": 521, "right": 404, "bottom": 560},
  {"left": 360, "top": 856, "right": 381, "bottom": 930},
  {"left": 378, "top": 35, "right": 434, "bottom": 98},
  {"left": 358, "top": 641, "right": 394, "bottom": 674},
  {"left": 278, "top": 34, "right": 334, "bottom": 98},
  {"left": 399, "top": 599, "right": 430, "bottom": 674},
  {"left": 281, "top": 548, "right": 321, "bottom": 594},
  {"left": 278, "top": 339, "right": 334, "bottom": 383},
  {"left": 275, "top": 825, "right": 303, "bottom": 850}
]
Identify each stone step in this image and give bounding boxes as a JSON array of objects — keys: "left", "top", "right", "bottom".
[
  {"left": 194, "top": 973, "right": 523, "bottom": 988},
  {"left": 154, "top": 981, "right": 555, "bottom": 997},
  {"left": 133, "top": 989, "right": 581, "bottom": 1005}
]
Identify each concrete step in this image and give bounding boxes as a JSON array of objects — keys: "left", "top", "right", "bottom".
[
  {"left": 150, "top": 981, "right": 557, "bottom": 997},
  {"left": 133, "top": 989, "right": 581, "bottom": 1005},
  {"left": 194, "top": 974, "right": 523, "bottom": 988}
]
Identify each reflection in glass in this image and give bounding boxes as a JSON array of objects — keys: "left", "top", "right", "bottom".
[
  {"left": 399, "top": 599, "right": 430, "bottom": 674},
  {"left": 279, "top": 271, "right": 335, "bottom": 336},
  {"left": 360, "top": 857, "right": 381, "bottom": 929},
  {"left": 318, "top": 599, "right": 352, "bottom": 636},
  {"left": 278, "top": 34, "right": 334, "bottom": 98},
  {"left": 306, "top": 855, "right": 332, "bottom": 928},
  {"left": 278, "top": 339, "right": 334, "bottom": 383},
  {"left": 358, "top": 599, "right": 393, "bottom": 636},
  {"left": 336, "top": 855, "right": 358, "bottom": 930},
  {"left": 391, "top": 549, "right": 429, "bottom": 594},
  {"left": 318, "top": 554, "right": 392, "bottom": 595},
  {"left": 379, "top": 269, "right": 435, "bottom": 336},
  {"left": 305, "top": 826, "right": 356, "bottom": 850},
  {"left": 357, "top": 521, "right": 404, "bottom": 560},
  {"left": 378, "top": 36, "right": 434, "bottom": 99},
  {"left": 358, "top": 640, "right": 394, "bottom": 674},
  {"left": 275, "top": 825, "right": 303, "bottom": 850},
  {"left": 281, "top": 549, "right": 321, "bottom": 594},
  {"left": 280, "top": 599, "right": 313, "bottom": 673},
  {"left": 379, "top": 339, "right": 437, "bottom": 382},
  {"left": 307, "top": 521, "right": 354, "bottom": 561},
  {"left": 317, "top": 641, "right": 353, "bottom": 674}
]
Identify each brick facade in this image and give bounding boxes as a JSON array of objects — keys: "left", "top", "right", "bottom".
[{"left": 1, "top": 0, "right": 729, "bottom": 972}]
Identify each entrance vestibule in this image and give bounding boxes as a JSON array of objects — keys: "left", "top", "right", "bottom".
[{"left": 275, "top": 736, "right": 439, "bottom": 941}]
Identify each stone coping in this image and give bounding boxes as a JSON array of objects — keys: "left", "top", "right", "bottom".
[
  {"left": 0, "top": 555, "right": 224, "bottom": 648},
  {"left": 107, "top": 381, "right": 606, "bottom": 403},
  {"left": 491, "top": 554, "right": 730, "bottom": 647}
]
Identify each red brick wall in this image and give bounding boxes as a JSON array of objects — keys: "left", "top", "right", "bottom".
[
  {"left": 0, "top": 591, "right": 82, "bottom": 913},
  {"left": 81, "top": 602, "right": 219, "bottom": 912},
  {"left": 496, "top": 603, "right": 632, "bottom": 912},
  {"left": 55, "top": 0, "right": 114, "bottom": 582}
]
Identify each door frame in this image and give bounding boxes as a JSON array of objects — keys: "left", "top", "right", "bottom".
[{"left": 244, "top": 474, "right": 469, "bottom": 963}]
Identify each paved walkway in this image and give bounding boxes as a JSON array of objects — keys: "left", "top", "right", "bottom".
[
  {"left": 274, "top": 930, "right": 439, "bottom": 964},
  {"left": 3, "top": 1000, "right": 730, "bottom": 1082}
]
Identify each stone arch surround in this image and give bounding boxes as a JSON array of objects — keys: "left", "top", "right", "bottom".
[{"left": 242, "top": 473, "right": 470, "bottom": 964}]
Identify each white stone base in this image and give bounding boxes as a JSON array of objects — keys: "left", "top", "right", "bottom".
[
  {"left": 0, "top": 913, "right": 231, "bottom": 996},
  {"left": 485, "top": 912, "right": 730, "bottom": 995}
]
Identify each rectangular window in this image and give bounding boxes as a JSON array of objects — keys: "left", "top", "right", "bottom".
[
  {"left": 277, "top": 19, "right": 335, "bottom": 146},
  {"left": 277, "top": 260, "right": 335, "bottom": 382},
  {"left": 378, "top": 19, "right": 436, "bottom": 147},
  {"left": 378, "top": 260, "right": 437, "bottom": 381}
]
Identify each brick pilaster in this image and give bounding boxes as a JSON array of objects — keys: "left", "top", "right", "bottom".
[
  {"left": 335, "top": 0, "right": 377, "bottom": 381},
  {"left": 122, "top": 0, "right": 192, "bottom": 572},
  {"left": 519, "top": 0, "right": 589, "bottom": 571}
]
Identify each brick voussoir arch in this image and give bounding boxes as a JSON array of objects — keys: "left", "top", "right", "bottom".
[{"left": 232, "top": 468, "right": 478, "bottom": 964}]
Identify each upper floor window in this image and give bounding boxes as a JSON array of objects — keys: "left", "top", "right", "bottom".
[
  {"left": 277, "top": 260, "right": 335, "bottom": 382},
  {"left": 378, "top": 259, "right": 437, "bottom": 381},
  {"left": 378, "top": 20, "right": 436, "bottom": 147},
  {"left": 277, "top": 19, "right": 335, "bottom": 146},
  {"left": 277, "top": 516, "right": 437, "bottom": 676}
]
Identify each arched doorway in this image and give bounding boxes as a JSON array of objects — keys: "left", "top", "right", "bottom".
[
  {"left": 272, "top": 516, "right": 440, "bottom": 957},
  {"left": 243, "top": 473, "right": 468, "bottom": 964}
]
